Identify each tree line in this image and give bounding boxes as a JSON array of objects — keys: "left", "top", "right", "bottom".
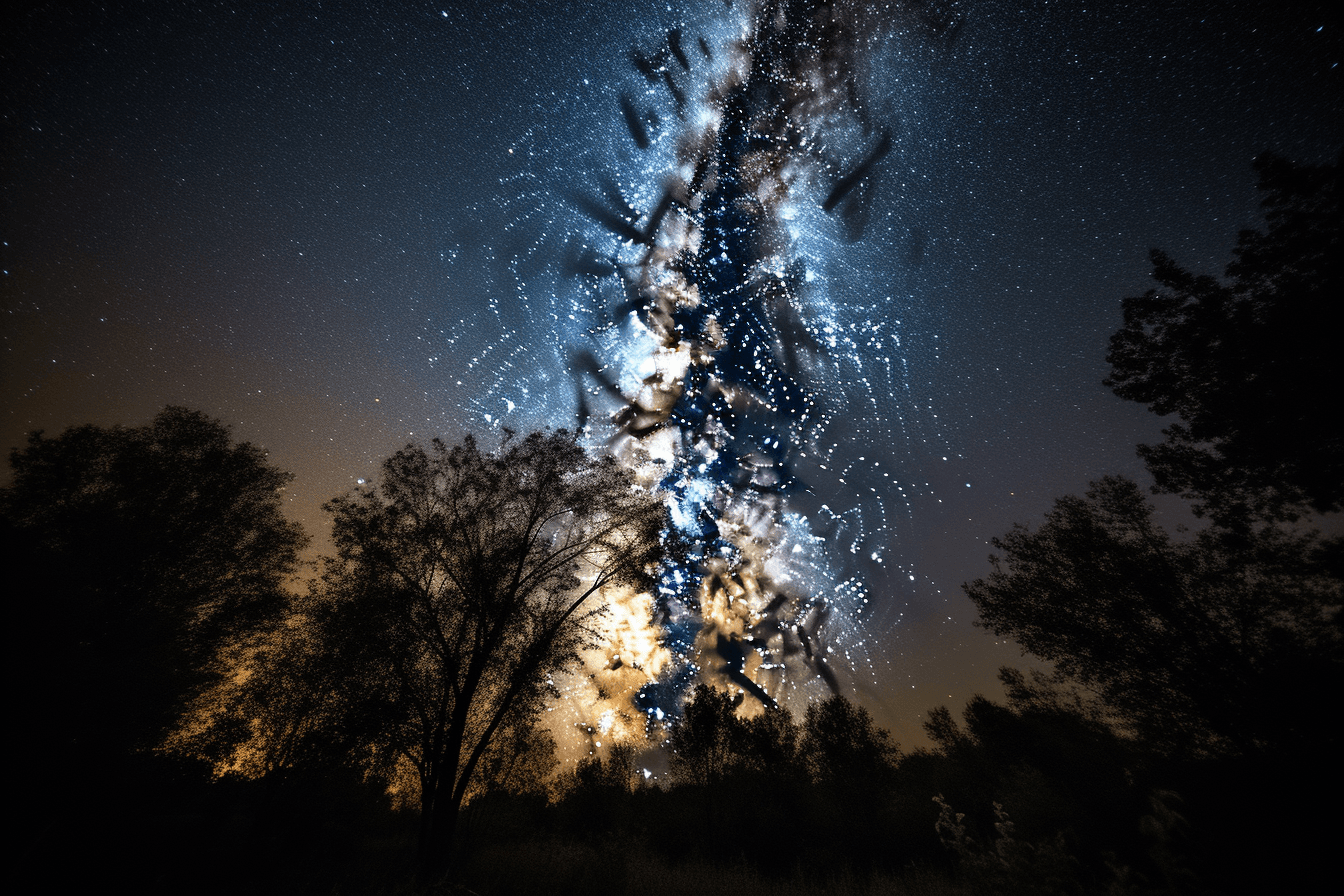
[
  {"left": 6, "top": 150, "right": 1338, "bottom": 894},
  {"left": 7, "top": 420, "right": 667, "bottom": 890}
]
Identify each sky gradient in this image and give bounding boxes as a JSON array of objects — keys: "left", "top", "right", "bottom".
[{"left": 4, "top": 0, "right": 1339, "bottom": 747}]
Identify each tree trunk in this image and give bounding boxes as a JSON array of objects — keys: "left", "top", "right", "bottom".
[{"left": 417, "top": 779, "right": 462, "bottom": 883}]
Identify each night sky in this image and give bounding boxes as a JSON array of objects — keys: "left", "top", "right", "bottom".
[{"left": 4, "top": 0, "right": 1339, "bottom": 748}]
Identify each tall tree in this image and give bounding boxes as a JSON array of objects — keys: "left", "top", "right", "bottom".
[
  {"left": 801, "top": 694, "right": 900, "bottom": 788},
  {"left": 284, "top": 430, "right": 666, "bottom": 879},
  {"left": 1105, "top": 151, "right": 1342, "bottom": 522},
  {"left": 667, "top": 684, "right": 748, "bottom": 787},
  {"left": 960, "top": 153, "right": 1342, "bottom": 890},
  {"left": 4, "top": 407, "right": 307, "bottom": 763}
]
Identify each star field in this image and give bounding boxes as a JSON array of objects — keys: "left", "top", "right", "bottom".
[{"left": 3, "top": 0, "right": 1338, "bottom": 747}]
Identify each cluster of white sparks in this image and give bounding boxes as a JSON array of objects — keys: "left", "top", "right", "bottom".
[{"left": 448, "top": 0, "right": 958, "bottom": 764}]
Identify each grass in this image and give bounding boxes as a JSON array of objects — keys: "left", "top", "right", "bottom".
[{"left": 447, "top": 835, "right": 970, "bottom": 896}]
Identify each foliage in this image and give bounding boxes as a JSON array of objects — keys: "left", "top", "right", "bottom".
[
  {"left": 666, "top": 685, "right": 898, "bottom": 790},
  {"left": 934, "top": 796, "right": 1084, "bottom": 896},
  {"left": 666, "top": 684, "right": 820, "bottom": 787},
  {"left": 169, "top": 608, "right": 353, "bottom": 781},
  {"left": 659, "top": 685, "right": 909, "bottom": 869},
  {"left": 916, "top": 668, "right": 1142, "bottom": 877},
  {"left": 924, "top": 669, "right": 1126, "bottom": 770},
  {"left": 934, "top": 788, "right": 1212, "bottom": 896},
  {"left": 551, "top": 741, "right": 642, "bottom": 837},
  {"left": 964, "top": 476, "right": 1342, "bottom": 755},
  {"left": 570, "top": 741, "right": 638, "bottom": 795},
  {"left": 3, "top": 406, "right": 307, "bottom": 757},
  {"left": 467, "top": 712, "right": 560, "bottom": 803},
  {"left": 802, "top": 693, "right": 900, "bottom": 787},
  {"left": 738, "top": 701, "right": 803, "bottom": 778},
  {"left": 1105, "top": 151, "right": 1342, "bottom": 522},
  {"left": 948, "top": 150, "right": 1343, "bottom": 894},
  {"left": 667, "top": 684, "right": 748, "bottom": 787},
  {"left": 247, "top": 429, "right": 665, "bottom": 876}
]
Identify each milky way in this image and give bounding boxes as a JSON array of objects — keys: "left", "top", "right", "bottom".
[{"left": 450, "top": 0, "right": 964, "bottom": 752}]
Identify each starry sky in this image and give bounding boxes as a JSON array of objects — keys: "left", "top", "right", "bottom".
[{"left": 4, "top": 0, "right": 1339, "bottom": 747}]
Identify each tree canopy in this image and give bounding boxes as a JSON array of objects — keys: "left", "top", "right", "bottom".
[
  {"left": 801, "top": 693, "right": 900, "bottom": 789},
  {"left": 233, "top": 430, "right": 667, "bottom": 878},
  {"left": 4, "top": 406, "right": 307, "bottom": 759},
  {"left": 965, "top": 475, "right": 1341, "bottom": 756},
  {"left": 1104, "top": 151, "right": 1342, "bottom": 521},
  {"left": 667, "top": 684, "right": 749, "bottom": 787}
]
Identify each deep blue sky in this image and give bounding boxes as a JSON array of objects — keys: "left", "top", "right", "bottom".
[{"left": 4, "top": 0, "right": 1339, "bottom": 745}]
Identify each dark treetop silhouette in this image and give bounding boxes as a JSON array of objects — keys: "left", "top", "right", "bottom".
[
  {"left": 964, "top": 476, "right": 1342, "bottom": 757},
  {"left": 1105, "top": 151, "right": 1343, "bottom": 524},
  {"left": 4, "top": 406, "right": 307, "bottom": 762}
]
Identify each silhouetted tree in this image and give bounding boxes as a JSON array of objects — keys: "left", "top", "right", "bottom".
[
  {"left": 801, "top": 694, "right": 900, "bottom": 787},
  {"left": 965, "top": 476, "right": 1342, "bottom": 756},
  {"left": 264, "top": 430, "right": 666, "bottom": 880},
  {"left": 4, "top": 407, "right": 307, "bottom": 763},
  {"left": 667, "top": 684, "right": 747, "bottom": 787},
  {"left": 800, "top": 694, "right": 902, "bottom": 866},
  {"left": 570, "top": 741, "right": 637, "bottom": 795},
  {"left": 1105, "top": 151, "right": 1342, "bottom": 522},
  {"left": 957, "top": 153, "right": 1344, "bottom": 894},
  {"left": 738, "top": 703, "right": 803, "bottom": 780},
  {"left": 4, "top": 407, "right": 308, "bottom": 890},
  {"left": 168, "top": 608, "right": 361, "bottom": 782},
  {"left": 554, "top": 741, "right": 641, "bottom": 836}
]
